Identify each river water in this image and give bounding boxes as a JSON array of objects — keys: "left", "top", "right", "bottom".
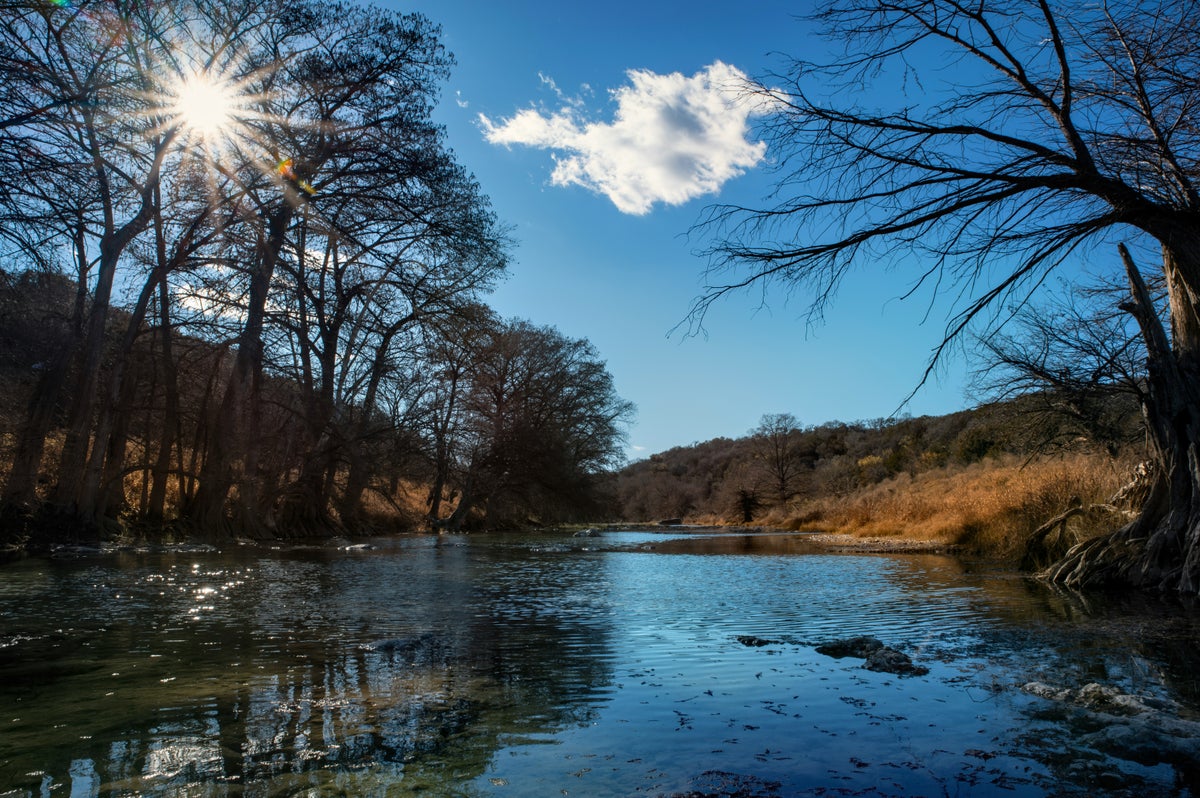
[{"left": 2, "top": 529, "right": 1199, "bottom": 797}]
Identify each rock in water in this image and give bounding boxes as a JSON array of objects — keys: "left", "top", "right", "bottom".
[
  {"left": 815, "top": 636, "right": 884, "bottom": 658},
  {"left": 736, "top": 635, "right": 778, "bottom": 648},
  {"left": 815, "top": 636, "right": 928, "bottom": 675},
  {"left": 863, "top": 646, "right": 929, "bottom": 676}
]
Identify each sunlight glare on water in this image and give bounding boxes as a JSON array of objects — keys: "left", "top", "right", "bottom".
[{"left": 1, "top": 530, "right": 1198, "bottom": 797}]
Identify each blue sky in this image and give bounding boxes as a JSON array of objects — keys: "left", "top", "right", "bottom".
[{"left": 390, "top": 0, "right": 977, "bottom": 458}]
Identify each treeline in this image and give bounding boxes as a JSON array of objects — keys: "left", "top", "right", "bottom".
[
  {"left": 0, "top": 0, "right": 632, "bottom": 543},
  {"left": 611, "top": 393, "right": 1143, "bottom": 526}
]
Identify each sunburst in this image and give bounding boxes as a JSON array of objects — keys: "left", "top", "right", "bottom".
[{"left": 168, "top": 70, "right": 240, "bottom": 142}]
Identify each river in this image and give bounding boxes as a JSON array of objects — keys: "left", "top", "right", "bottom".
[{"left": 2, "top": 529, "right": 1199, "bottom": 796}]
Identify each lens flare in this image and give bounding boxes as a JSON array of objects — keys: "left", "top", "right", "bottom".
[
  {"left": 169, "top": 71, "right": 239, "bottom": 141},
  {"left": 276, "top": 157, "right": 317, "bottom": 196}
]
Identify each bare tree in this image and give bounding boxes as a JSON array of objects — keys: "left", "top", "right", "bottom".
[
  {"left": 0, "top": 1, "right": 184, "bottom": 516},
  {"left": 974, "top": 277, "right": 1149, "bottom": 456},
  {"left": 442, "top": 319, "right": 635, "bottom": 530},
  {"left": 694, "top": 0, "right": 1200, "bottom": 592},
  {"left": 186, "top": 1, "right": 472, "bottom": 533},
  {"left": 751, "top": 412, "right": 802, "bottom": 504},
  {"left": 0, "top": 0, "right": 510, "bottom": 543}
]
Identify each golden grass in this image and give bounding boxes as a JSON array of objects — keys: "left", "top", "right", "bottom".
[{"left": 763, "top": 452, "right": 1135, "bottom": 560}]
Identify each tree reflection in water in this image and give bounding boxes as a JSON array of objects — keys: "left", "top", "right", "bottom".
[
  {"left": 1, "top": 532, "right": 1199, "bottom": 796},
  {"left": 0, "top": 537, "right": 616, "bottom": 795}
]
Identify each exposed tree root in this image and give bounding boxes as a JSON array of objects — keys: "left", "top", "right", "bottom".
[
  {"left": 1042, "top": 506, "right": 1197, "bottom": 594},
  {"left": 1021, "top": 501, "right": 1132, "bottom": 571}
]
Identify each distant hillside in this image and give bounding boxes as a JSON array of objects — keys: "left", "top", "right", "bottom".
[{"left": 607, "top": 395, "right": 1144, "bottom": 565}]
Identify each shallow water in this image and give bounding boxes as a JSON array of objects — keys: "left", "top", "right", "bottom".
[{"left": 2, "top": 529, "right": 1199, "bottom": 796}]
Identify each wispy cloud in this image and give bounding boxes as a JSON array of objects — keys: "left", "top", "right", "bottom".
[{"left": 479, "top": 61, "right": 767, "bottom": 215}]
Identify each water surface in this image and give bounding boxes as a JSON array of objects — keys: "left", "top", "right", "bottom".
[{"left": 2, "top": 530, "right": 1199, "bottom": 796}]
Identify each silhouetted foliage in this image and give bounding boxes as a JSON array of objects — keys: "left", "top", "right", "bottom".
[
  {"left": 0, "top": 0, "right": 631, "bottom": 543},
  {"left": 439, "top": 319, "right": 635, "bottom": 530}
]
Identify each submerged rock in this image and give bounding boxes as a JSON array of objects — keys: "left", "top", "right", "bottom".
[
  {"left": 815, "top": 636, "right": 928, "bottom": 675},
  {"left": 1022, "top": 680, "right": 1200, "bottom": 771},
  {"left": 863, "top": 646, "right": 929, "bottom": 676},
  {"left": 359, "top": 632, "right": 439, "bottom": 663},
  {"left": 736, "top": 635, "right": 779, "bottom": 648},
  {"left": 815, "top": 636, "right": 885, "bottom": 658},
  {"left": 666, "top": 769, "right": 783, "bottom": 798}
]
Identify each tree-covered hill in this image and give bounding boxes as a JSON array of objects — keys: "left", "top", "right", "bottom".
[{"left": 608, "top": 395, "right": 1143, "bottom": 565}]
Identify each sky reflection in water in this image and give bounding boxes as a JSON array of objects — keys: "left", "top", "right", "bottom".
[{"left": 1, "top": 531, "right": 1199, "bottom": 796}]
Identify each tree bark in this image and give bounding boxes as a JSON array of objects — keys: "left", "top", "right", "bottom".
[{"left": 1045, "top": 241, "right": 1200, "bottom": 592}]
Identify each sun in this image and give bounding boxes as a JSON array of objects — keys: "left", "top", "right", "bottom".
[{"left": 169, "top": 70, "right": 240, "bottom": 141}]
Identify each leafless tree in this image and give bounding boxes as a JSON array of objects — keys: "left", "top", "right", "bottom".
[
  {"left": 442, "top": 319, "right": 635, "bottom": 530},
  {"left": 0, "top": 1, "right": 185, "bottom": 514},
  {"left": 751, "top": 412, "right": 802, "bottom": 504},
  {"left": 973, "top": 276, "right": 1150, "bottom": 456},
  {"left": 0, "top": 0, "right": 514, "bottom": 542},
  {"left": 694, "top": 0, "right": 1200, "bottom": 592}
]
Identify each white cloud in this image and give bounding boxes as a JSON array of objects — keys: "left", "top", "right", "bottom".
[{"left": 479, "top": 61, "right": 767, "bottom": 215}]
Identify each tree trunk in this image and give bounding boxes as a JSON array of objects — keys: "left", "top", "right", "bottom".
[
  {"left": 1, "top": 233, "right": 89, "bottom": 512},
  {"left": 277, "top": 430, "right": 338, "bottom": 536},
  {"left": 78, "top": 265, "right": 165, "bottom": 519},
  {"left": 189, "top": 202, "right": 294, "bottom": 534},
  {"left": 147, "top": 280, "right": 181, "bottom": 522},
  {"left": 1045, "top": 242, "right": 1200, "bottom": 592},
  {"left": 336, "top": 319, "right": 414, "bottom": 527},
  {"left": 443, "top": 473, "right": 477, "bottom": 533},
  {"left": 52, "top": 131, "right": 169, "bottom": 517},
  {"left": 424, "top": 368, "right": 462, "bottom": 527}
]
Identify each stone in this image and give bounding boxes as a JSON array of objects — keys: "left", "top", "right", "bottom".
[
  {"left": 863, "top": 646, "right": 929, "bottom": 676},
  {"left": 815, "top": 636, "right": 885, "bottom": 658},
  {"left": 815, "top": 636, "right": 927, "bottom": 676}
]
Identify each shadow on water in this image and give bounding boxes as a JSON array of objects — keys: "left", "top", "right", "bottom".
[{"left": 1, "top": 530, "right": 1199, "bottom": 796}]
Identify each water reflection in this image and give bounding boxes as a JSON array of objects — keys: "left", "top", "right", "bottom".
[
  {"left": 0, "top": 538, "right": 617, "bottom": 796},
  {"left": 0, "top": 532, "right": 1198, "bottom": 796}
]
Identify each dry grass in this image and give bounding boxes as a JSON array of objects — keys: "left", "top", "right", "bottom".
[{"left": 763, "top": 452, "right": 1136, "bottom": 561}]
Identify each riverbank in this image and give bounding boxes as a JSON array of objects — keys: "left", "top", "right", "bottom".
[
  {"left": 803, "top": 531, "right": 962, "bottom": 554},
  {"left": 671, "top": 453, "right": 1140, "bottom": 566}
]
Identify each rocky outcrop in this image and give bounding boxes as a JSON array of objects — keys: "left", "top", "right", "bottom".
[{"left": 1022, "top": 681, "right": 1200, "bottom": 771}]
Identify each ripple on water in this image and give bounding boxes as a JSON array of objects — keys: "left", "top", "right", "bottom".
[{"left": 2, "top": 532, "right": 1200, "bottom": 797}]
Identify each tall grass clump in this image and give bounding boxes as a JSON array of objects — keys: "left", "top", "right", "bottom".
[{"left": 769, "top": 453, "right": 1134, "bottom": 562}]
